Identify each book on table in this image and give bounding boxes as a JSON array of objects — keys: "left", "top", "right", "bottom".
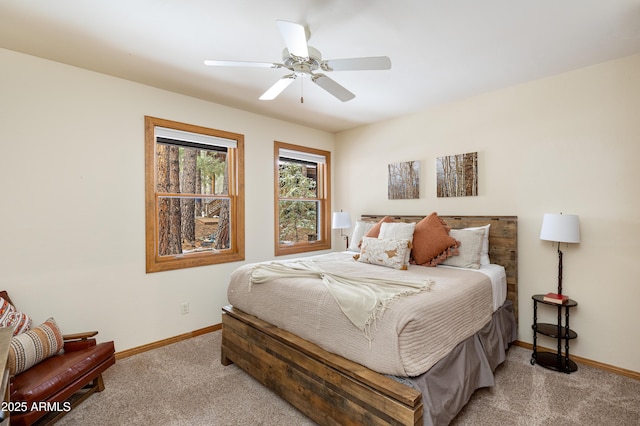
[{"left": 543, "top": 292, "right": 569, "bottom": 304}]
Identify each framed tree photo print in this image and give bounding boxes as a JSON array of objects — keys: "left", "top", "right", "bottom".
[
  {"left": 388, "top": 160, "right": 420, "bottom": 199},
  {"left": 436, "top": 152, "right": 478, "bottom": 197}
]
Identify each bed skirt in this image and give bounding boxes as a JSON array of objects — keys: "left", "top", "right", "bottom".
[{"left": 390, "top": 300, "right": 517, "bottom": 426}]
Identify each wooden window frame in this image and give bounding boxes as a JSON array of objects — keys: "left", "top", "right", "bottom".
[
  {"left": 145, "top": 116, "right": 245, "bottom": 272},
  {"left": 274, "top": 141, "right": 331, "bottom": 256}
]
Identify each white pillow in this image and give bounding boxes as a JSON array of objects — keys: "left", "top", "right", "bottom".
[
  {"left": 348, "top": 220, "right": 376, "bottom": 252},
  {"left": 357, "top": 237, "right": 412, "bottom": 270},
  {"left": 464, "top": 224, "right": 491, "bottom": 265},
  {"left": 378, "top": 222, "right": 416, "bottom": 242},
  {"left": 441, "top": 228, "right": 485, "bottom": 269}
]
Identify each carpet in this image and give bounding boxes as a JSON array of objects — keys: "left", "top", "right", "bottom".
[{"left": 56, "top": 331, "right": 640, "bottom": 425}]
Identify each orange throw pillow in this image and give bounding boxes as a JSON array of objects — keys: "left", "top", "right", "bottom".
[{"left": 412, "top": 212, "right": 460, "bottom": 266}]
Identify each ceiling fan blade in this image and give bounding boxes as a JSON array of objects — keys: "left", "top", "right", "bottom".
[
  {"left": 311, "top": 74, "right": 355, "bottom": 102},
  {"left": 204, "top": 60, "right": 280, "bottom": 68},
  {"left": 322, "top": 56, "right": 391, "bottom": 71},
  {"left": 259, "top": 74, "right": 296, "bottom": 100},
  {"left": 276, "top": 20, "right": 309, "bottom": 59}
]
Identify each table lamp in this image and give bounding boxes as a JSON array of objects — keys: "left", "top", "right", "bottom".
[
  {"left": 539, "top": 213, "right": 580, "bottom": 296},
  {"left": 332, "top": 211, "right": 351, "bottom": 250}
]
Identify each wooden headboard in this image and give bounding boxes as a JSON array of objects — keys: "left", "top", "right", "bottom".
[{"left": 361, "top": 215, "right": 518, "bottom": 323}]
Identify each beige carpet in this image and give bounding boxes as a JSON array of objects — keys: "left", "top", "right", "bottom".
[{"left": 57, "top": 331, "right": 640, "bottom": 426}]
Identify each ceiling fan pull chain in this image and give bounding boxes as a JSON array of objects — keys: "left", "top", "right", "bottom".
[{"left": 300, "top": 76, "right": 304, "bottom": 103}]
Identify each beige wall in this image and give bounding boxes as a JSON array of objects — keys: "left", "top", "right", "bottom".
[
  {"left": 3, "top": 46, "right": 639, "bottom": 374},
  {"left": 0, "top": 48, "right": 335, "bottom": 353},
  {"left": 335, "top": 54, "right": 640, "bottom": 373}
]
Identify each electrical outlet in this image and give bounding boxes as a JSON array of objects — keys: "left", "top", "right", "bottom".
[{"left": 180, "top": 302, "right": 189, "bottom": 315}]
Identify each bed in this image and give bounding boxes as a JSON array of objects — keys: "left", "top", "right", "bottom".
[{"left": 221, "top": 215, "right": 518, "bottom": 425}]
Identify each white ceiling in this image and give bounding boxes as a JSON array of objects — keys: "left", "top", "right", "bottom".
[{"left": 2, "top": 0, "right": 639, "bottom": 133}]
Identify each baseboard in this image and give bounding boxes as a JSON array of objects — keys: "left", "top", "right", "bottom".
[
  {"left": 115, "top": 333, "right": 639, "bottom": 381},
  {"left": 115, "top": 324, "right": 221, "bottom": 360},
  {"left": 514, "top": 340, "right": 640, "bottom": 381}
]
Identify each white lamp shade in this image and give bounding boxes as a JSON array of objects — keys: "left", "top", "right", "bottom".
[
  {"left": 540, "top": 214, "right": 581, "bottom": 243},
  {"left": 332, "top": 212, "right": 351, "bottom": 230}
]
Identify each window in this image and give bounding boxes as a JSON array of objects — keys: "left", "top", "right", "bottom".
[
  {"left": 145, "top": 116, "right": 244, "bottom": 272},
  {"left": 274, "top": 141, "right": 331, "bottom": 256}
]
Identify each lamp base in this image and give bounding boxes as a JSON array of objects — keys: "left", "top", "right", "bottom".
[
  {"left": 342, "top": 233, "right": 349, "bottom": 251},
  {"left": 556, "top": 245, "right": 564, "bottom": 296}
]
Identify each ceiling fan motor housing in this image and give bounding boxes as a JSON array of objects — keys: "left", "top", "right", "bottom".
[{"left": 282, "top": 47, "right": 323, "bottom": 74}]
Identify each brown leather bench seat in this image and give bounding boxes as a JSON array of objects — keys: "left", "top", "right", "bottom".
[
  {"left": 2, "top": 290, "right": 116, "bottom": 426},
  {"left": 10, "top": 339, "right": 115, "bottom": 426}
]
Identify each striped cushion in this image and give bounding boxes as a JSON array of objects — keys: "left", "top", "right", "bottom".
[
  {"left": 5, "top": 311, "right": 32, "bottom": 335},
  {"left": 8, "top": 318, "right": 63, "bottom": 376},
  {"left": 0, "top": 297, "right": 14, "bottom": 324},
  {"left": 0, "top": 296, "right": 32, "bottom": 336}
]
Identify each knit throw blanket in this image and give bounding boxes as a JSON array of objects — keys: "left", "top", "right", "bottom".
[{"left": 250, "top": 261, "right": 433, "bottom": 341}]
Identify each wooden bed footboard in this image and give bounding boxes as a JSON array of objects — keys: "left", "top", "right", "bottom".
[{"left": 222, "top": 305, "right": 423, "bottom": 426}]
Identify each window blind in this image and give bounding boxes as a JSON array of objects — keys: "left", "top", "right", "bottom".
[
  {"left": 279, "top": 148, "right": 326, "bottom": 164},
  {"left": 155, "top": 127, "right": 237, "bottom": 148}
]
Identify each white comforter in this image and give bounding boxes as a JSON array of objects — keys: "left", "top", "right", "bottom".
[{"left": 227, "top": 252, "right": 500, "bottom": 377}]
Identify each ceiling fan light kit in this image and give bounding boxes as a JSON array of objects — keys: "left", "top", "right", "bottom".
[{"left": 205, "top": 20, "right": 391, "bottom": 102}]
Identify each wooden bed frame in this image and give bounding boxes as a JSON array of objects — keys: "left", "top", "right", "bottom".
[{"left": 222, "top": 215, "right": 517, "bottom": 425}]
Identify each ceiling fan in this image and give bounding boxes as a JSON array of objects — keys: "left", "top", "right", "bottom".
[{"left": 204, "top": 20, "right": 391, "bottom": 102}]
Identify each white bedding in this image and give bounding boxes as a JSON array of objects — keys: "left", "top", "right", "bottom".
[
  {"left": 439, "top": 262, "right": 507, "bottom": 311},
  {"left": 227, "top": 251, "right": 505, "bottom": 376}
]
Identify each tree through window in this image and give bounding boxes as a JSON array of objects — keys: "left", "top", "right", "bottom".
[
  {"left": 274, "top": 142, "right": 331, "bottom": 256},
  {"left": 145, "top": 117, "right": 244, "bottom": 272}
]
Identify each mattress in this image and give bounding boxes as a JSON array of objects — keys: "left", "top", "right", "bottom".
[
  {"left": 439, "top": 262, "right": 507, "bottom": 311},
  {"left": 227, "top": 251, "right": 506, "bottom": 377}
]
